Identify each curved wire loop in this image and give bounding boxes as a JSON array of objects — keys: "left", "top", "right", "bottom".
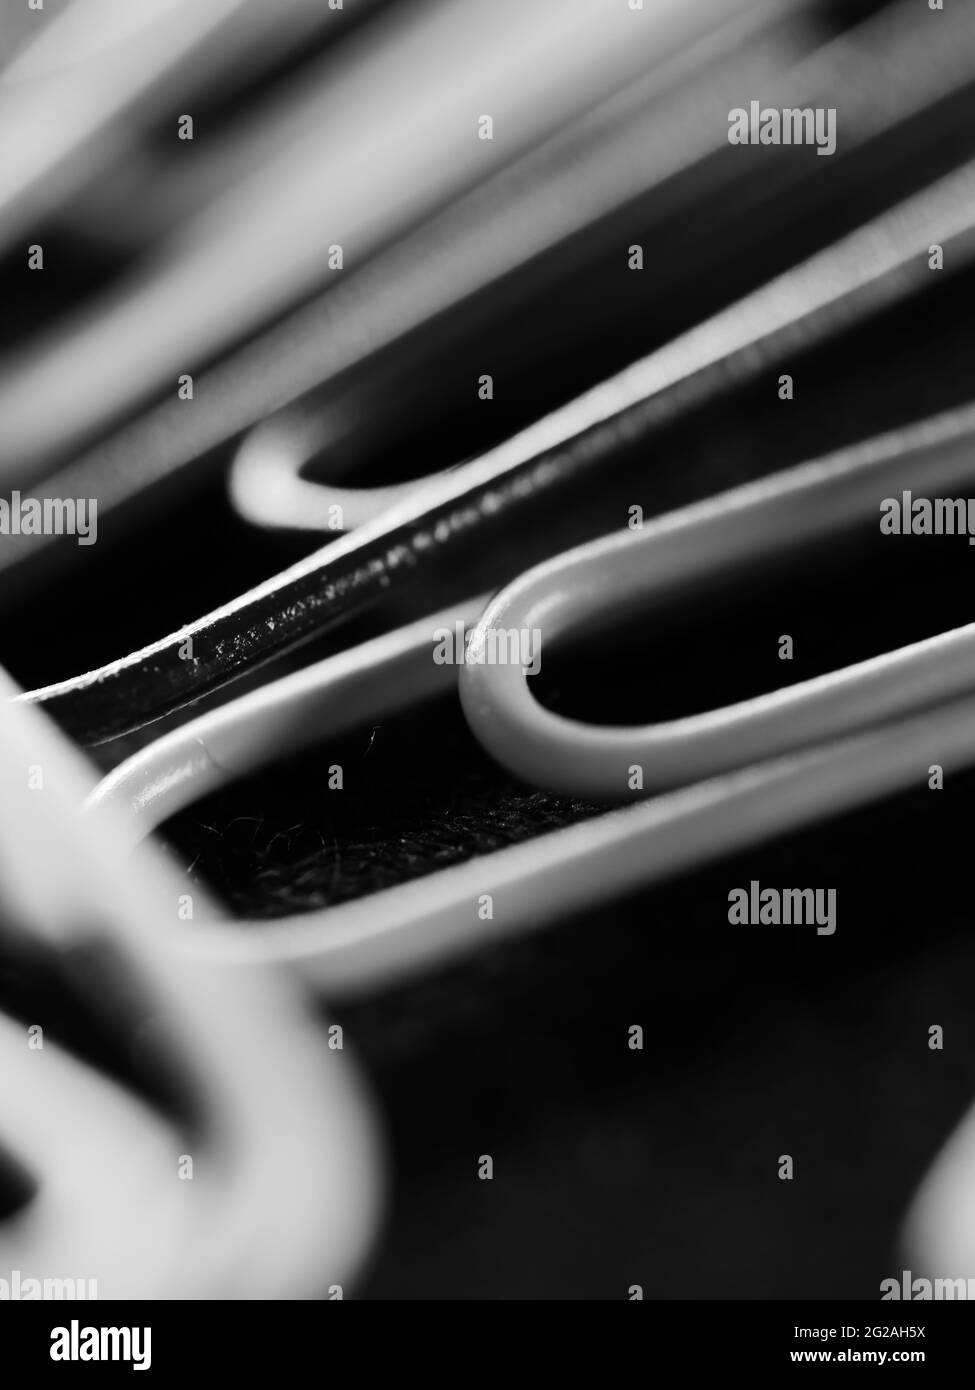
[
  {"left": 0, "top": 666, "right": 382, "bottom": 1298},
  {"left": 86, "top": 402, "right": 975, "bottom": 1004}
]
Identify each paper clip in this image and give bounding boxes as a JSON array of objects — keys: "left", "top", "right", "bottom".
[
  {"left": 0, "top": 0, "right": 765, "bottom": 477},
  {"left": 230, "top": 410, "right": 454, "bottom": 534},
  {"left": 7, "top": 0, "right": 974, "bottom": 547},
  {"left": 0, "top": 665, "right": 382, "bottom": 1298},
  {"left": 20, "top": 153, "right": 975, "bottom": 746},
  {"left": 82, "top": 396, "right": 975, "bottom": 1283},
  {"left": 84, "top": 400, "right": 975, "bottom": 993},
  {"left": 8, "top": 0, "right": 975, "bottom": 1300}
]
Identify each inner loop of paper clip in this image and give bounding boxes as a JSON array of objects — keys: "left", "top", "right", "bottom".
[
  {"left": 230, "top": 409, "right": 451, "bottom": 533},
  {"left": 459, "top": 399, "right": 975, "bottom": 799}
]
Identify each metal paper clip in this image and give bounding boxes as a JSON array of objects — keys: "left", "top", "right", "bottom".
[
  {"left": 0, "top": 0, "right": 769, "bottom": 477},
  {"left": 7, "top": 0, "right": 974, "bottom": 548},
  {"left": 6, "top": 0, "right": 975, "bottom": 1300},
  {"left": 0, "top": 666, "right": 381, "bottom": 1298},
  {"left": 19, "top": 154, "right": 975, "bottom": 745},
  {"left": 82, "top": 400, "right": 975, "bottom": 993}
]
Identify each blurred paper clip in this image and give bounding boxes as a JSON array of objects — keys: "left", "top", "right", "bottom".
[{"left": 0, "top": 664, "right": 381, "bottom": 1299}]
